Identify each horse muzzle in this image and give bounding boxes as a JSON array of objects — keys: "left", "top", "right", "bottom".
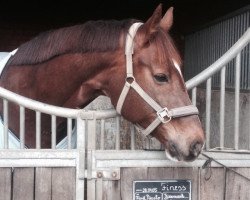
[{"left": 165, "top": 139, "right": 204, "bottom": 162}]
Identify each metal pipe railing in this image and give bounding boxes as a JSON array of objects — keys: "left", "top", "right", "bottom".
[
  {"left": 3, "top": 99, "right": 8, "bottom": 149},
  {"left": 186, "top": 28, "right": 250, "bottom": 151},
  {"left": 205, "top": 78, "right": 211, "bottom": 150},
  {"left": 234, "top": 53, "right": 241, "bottom": 150},
  {"left": 219, "top": 66, "right": 226, "bottom": 148},
  {"left": 51, "top": 115, "right": 57, "bottom": 149},
  {"left": 186, "top": 28, "right": 250, "bottom": 90},
  {"left": 0, "top": 86, "right": 118, "bottom": 151},
  {"left": 67, "top": 118, "right": 72, "bottom": 149},
  {"left": 100, "top": 119, "right": 105, "bottom": 150},
  {"left": 191, "top": 87, "right": 197, "bottom": 106},
  {"left": 19, "top": 106, "right": 25, "bottom": 149},
  {"left": 130, "top": 124, "right": 136, "bottom": 150},
  {"left": 115, "top": 116, "right": 120, "bottom": 150},
  {"left": 0, "top": 87, "right": 118, "bottom": 120},
  {"left": 35, "top": 111, "right": 41, "bottom": 149}
]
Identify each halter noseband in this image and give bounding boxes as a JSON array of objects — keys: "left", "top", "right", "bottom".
[{"left": 116, "top": 23, "right": 199, "bottom": 138}]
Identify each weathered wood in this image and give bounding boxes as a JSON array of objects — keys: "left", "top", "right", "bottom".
[
  {"left": 0, "top": 168, "right": 12, "bottom": 200},
  {"left": 35, "top": 167, "right": 52, "bottom": 200},
  {"left": 121, "top": 167, "right": 148, "bottom": 200},
  {"left": 96, "top": 178, "right": 103, "bottom": 200},
  {"left": 12, "top": 168, "right": 35, "bottom": 200},
  {"left": 225, "top": 168, "right": 250, "bottom": 200},
  {"left": 51, "top": 167, "right": 76, "bottom": 200},
  {"left": 148, "top": 167, "right": 175, "bottom": 179},
  {"left": 200, "top": 167, "right": 225, "bottom": 200},
  {"left": 1, "top": 166, "right": 250, "bottom": 200},
  {"left": 173, "top": 167, "right": 199, "bottom": 200},
  {"left": 102, "top": 180, "right": 121, "bottom": 200},
  {"left": 87, "top": 179, "right": 96, "bottom": 200},
  {"left": 148, "top": 167, "right": 199, "bottom": 200}
]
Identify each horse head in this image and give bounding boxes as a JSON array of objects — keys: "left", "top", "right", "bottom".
[
  {"left": 108, "top": 5, "right": 205, "bottom": 161},
  {"left": 0, "top": 4, "right": 204, "bottom": 158}
]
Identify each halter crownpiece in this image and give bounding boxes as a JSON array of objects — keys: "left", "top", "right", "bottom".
[{"left": 116, "top": 23, "right": 199, "bottom": 137}]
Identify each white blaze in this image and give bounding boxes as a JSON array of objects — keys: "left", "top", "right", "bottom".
[{"left": 172, "top": 59, "right": 183, "bottom": 78}]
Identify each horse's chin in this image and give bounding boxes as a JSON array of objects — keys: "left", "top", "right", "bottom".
[
  {"left": 165, "top": 149, "right": 198, "bottom": 162},
  {"left": 165, "top": 149, "right": 180, "bottom": 162}
]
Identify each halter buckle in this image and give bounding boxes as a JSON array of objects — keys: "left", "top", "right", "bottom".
[{"left": 157, "top": 107, "right": 172, "bottom": 123}]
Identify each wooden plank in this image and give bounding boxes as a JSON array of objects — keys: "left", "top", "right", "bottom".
[
  {"left": 96, "top": 178, "right": 103, "bottom": 200},
  {"left": 102, "top": 180, "right": 121, "bottom": 200},
  {"left": 87, "top": 179, "right": 96, "bottom": 200},
  {"left": 121, "top": 167, "right": 148, "bottom": 200},
  {"left": 12, "top": 168, "right": 35, "bottom": 200},
  {"left": 148, "top": 167, "right": 199, "bottom": 200},
  {"left": 200, "top": 167, "right": 225, "bottom": 200},
  {"left": 225, "top": 168, "right": 250, "bottom": 199},
  {"left": 35, "top": 167, "right": 52, "bottom": 200},
  {"left": 148, "top": 167, "right": 175, "bottom": 179},
  {"left": 172, "top": 167, "right": 199, "bottom": 200},
  {"left": 0, "top": 168, "right": 12, "bottom": 200},
  {"left": 51, "top": 167, "right": 76, "bottom": 200}
]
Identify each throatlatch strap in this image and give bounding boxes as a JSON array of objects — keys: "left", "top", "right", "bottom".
[{"left": 116, "top": 82, "right": 131, "bottom": 114}]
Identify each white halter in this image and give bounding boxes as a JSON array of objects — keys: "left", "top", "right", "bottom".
[{"left": 116, "top": 23, "right": 199, "bottom": 138}]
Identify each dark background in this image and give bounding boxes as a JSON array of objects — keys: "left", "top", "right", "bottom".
[{"left": 0, "top": 0, "right": 249, "bottom": 51}]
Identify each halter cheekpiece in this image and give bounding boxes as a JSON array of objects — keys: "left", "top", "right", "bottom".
[{"left": 116, "top": 22, "right": 199, "bottom": 138}]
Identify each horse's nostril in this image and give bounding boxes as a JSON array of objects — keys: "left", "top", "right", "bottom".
[
  {"left": 169, "top": 142, "right": 177, "bottom": 153},
  {"left": 167, "top": 140, "right": 203, "bottom": 161},
  {"left": 169, "top": 142, "right": 180, "bottom": 157},
  {"left": 190, "top": 141, "right": 203, "bottom": 157}
]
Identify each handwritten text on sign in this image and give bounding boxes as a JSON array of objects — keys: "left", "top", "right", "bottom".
[{"left": 133, "top": 180, "right": 191, "bottom": 200}]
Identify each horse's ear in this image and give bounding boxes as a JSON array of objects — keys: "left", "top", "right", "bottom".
[
  {"left": 137, "top": 4, "right": 162, "bottom": 45},
  {"left": 160, "top": 7, "right": 174, "bottom": 32},
  {"left": 143, "top": 4, "right": 162, "bottom": 33}
]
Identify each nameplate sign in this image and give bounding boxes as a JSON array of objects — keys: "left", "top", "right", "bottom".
[{"left": 133, "top": 180, "right": 191, "bottom": 200}]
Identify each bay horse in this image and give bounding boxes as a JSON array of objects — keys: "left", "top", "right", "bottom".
[{"left": 0, "top": 4, "right": 204, "bottom": 161}]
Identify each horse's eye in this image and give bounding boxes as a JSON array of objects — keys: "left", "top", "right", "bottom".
[{"left": 154, "top": 74, "right": 168, "bottom": 83}]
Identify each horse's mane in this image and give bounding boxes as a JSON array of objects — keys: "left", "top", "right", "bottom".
[
  {"left": 8, "top": 19, "right": 137, "bottom": 66},
  {"left": 8, "top": 19, "right": 181, "bottom": 67}
]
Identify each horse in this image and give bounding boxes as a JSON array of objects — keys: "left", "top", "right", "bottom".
[{"left": 0, "top": 4, "right": 205, "bottom": 161}]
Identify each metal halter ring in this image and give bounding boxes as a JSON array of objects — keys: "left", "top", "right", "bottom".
[
  {"left": 157, "top": 107, "right": 172, "bottom": 123},
  {"left": 126, "top": 76, "right": 135, "bottom": 84}
]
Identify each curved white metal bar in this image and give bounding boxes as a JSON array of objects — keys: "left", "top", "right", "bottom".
[
  {"left": 0, "top": 87, "right": 80, "bottom": 118},
  {"left": 0, "top": 87, "right": 117, "bottom": 119},
  {"left": 186, "top": 28, "right": 250, "bottom": 90}
]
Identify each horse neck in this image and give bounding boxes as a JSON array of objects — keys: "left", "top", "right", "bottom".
[{"left": 40, "top": 51, "right": 123, "bottom": 109}]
